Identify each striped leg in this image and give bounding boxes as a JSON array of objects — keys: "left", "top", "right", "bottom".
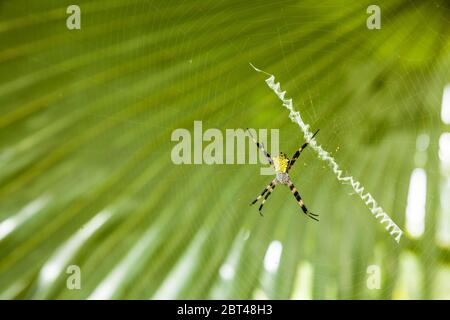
[
  {"left": 250, "top": 180, "right": 277, "bottom": 216},
  {"left": 258, "top": 183, "right": 276, "bottom": 216},
  {"left": 251, "top": 184, "right": 270, "bottom": 205},
  {"left": 287, "top": 179, "right": 319, "bottom": 221},
  {"left": 287, "top": 129, "right": 319, "bottom": 172},
  {"left": 246, "top": 128, "right": 273, "bottom": 165}
]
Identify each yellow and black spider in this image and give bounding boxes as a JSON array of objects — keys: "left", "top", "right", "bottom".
[{"left": 247, "top": 128, "right": 320, "bottom": 221}]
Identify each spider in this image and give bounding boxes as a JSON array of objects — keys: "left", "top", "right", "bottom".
[{"left": 247, "top": 128, "right": 320, "bottom": 221}]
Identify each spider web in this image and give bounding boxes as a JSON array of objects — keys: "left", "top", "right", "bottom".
[{"left": 250, "top": 63, "right": 403, "bottom": 243}]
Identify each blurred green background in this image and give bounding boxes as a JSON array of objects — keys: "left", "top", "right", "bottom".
[{"left": 0, "top": 0, "right": 449, "bottom": 299}]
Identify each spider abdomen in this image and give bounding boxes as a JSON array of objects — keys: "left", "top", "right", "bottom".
[{"left": 276, "top": 172, "right": 290, "bottom": 184}]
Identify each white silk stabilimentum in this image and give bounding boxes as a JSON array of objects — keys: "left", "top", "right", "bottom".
[{"left": 250, "top": 63, "right": 403, "bottom": 243}]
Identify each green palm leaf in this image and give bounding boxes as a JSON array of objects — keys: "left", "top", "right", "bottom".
[{"left": 0, "top": 0, "right": 449, "bottom": 299}]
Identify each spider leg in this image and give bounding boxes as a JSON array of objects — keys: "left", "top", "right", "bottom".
[
  {"left": 258, "top": 183, "right": 276, "bottom": 216},
  {"left": 287, "top": 129, "right": 320, "bottom": 172},
  {"left": 246, "top": 128, "right": 273, "bottom": 165},
  {"left": 250, "top": 179, "right": 276, "bottom": 204},
  {"left": 287, "top": 179, "right": 318, "bottom": 221},
  {"left": 250, "top": 184, "right": 270, "bottom": 205}
]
